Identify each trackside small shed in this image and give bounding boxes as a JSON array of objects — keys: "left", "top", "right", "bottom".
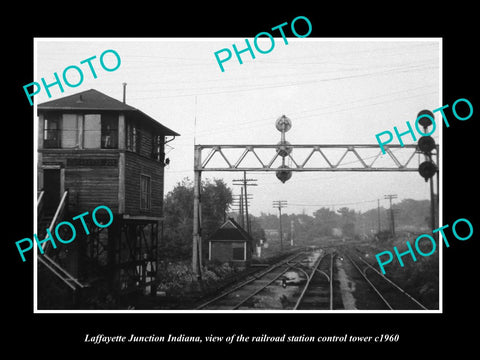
[{"left": 208, "top": 218, "right": 253, "bottom": 268}]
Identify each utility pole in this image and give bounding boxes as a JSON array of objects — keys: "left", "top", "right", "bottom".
[
  {"left": 377, "top": 199, "right": 381, "bottom": 233},
  {"left": 192, "top": 115, "right": 439, "bottom": 280},
  {"left": 233, "top": 172, "right": 257, "bottom": 233},
  {"left": 273, "top": 200, "right": 287, "bottom": 252},
  {"left": 232, "top": 189, "right": 245, "bottom": 227},
  {"left": 290, "top": 220, "right": 294, "bottom": 246},
  {"left": 384, "top": 194, "right": 398, "bottom": 238},
  {"left": 232, "top": 191, "right": 252, "bottom": 228}
]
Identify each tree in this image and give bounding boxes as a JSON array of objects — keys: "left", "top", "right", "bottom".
[
  {"left": 337, "top": 207, "right": 357, "bottom": 238},
  {"left": 162, "top": 178, "right": 233, "bottom": 260},
  {"left": 248, "top": 216, "right": 266, "bottom": 246},
  {"left": 163, "top": 178, "right": 194, "bottom": 259},
  {"left": 201, "top": 179, "right": 233, "bottom": 238},
  {"left": 313, "top": 207, "right": 340, "bottom": 236}
]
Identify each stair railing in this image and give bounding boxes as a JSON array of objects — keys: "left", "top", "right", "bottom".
[
  {"left": 37, "top": 189, "right": 86, "bottom": 292},
  {"left": 38, "top": 255, "right": 85, "bottom": 291},
  {"left": 41, "top": 190, "right": 68, "bottom": 252},
  {"left": 37, "top": 190, "right": 45, "bottom": 217}
]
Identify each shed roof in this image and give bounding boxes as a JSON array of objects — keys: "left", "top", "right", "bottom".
[
  {"left": 38, "top": 89, "right": 179, "bottom": 136},
  {"left": 208, "top": 218, "right": 254, "bottom": 242}
]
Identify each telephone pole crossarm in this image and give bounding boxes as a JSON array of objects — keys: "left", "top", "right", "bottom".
[{"left": 232, "top": 172, "right": 257, "bottom": 234}]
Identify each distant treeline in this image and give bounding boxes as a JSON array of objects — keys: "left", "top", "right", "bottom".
[
  {"left": 161, "top": 176, "right": 436, "bottom": 258},
  {"left": 247, "top": 198, "right": 436, "bottom": 244}
]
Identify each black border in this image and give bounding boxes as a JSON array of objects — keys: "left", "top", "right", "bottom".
[{"left": 6, "top": 4, "right": 479, "bottom": 354}]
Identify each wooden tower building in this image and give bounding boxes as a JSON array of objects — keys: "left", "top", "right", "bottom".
[{"left": 37, "top": 89, "right": 179, "bottom": 308}]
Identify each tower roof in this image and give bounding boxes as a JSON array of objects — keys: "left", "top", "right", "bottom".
[{"left": 38, "top": 89, "right": 179, "bottom": 136}]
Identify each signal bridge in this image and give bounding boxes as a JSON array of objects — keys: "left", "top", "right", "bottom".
[
  {"left": 196, "top": 143, "right": 433, "bottom": 172},
  {"left": 192, "top": 115, "right": 439, "bottom": 277}
]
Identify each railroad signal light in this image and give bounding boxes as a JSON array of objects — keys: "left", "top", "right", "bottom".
[
  {"left": 418, "top": 135, "right": 436, "bottom": 154},
  {"left": 275, "top": 115, "right": 293, "bottom": 183},
  {"left": 275, "top": 115, "right": 292, "bottom": 133},
  {"left": 416, "top": 109, "right": 437, "bottom": 182},
  {"left": 418, "top": 160, "right": 437, "bottom": 182},
  {"left": 276, "top": 165, "right": 292, "bottom": 183},
  {"left": 276, "top": 140, "right": 293, "bottom": 157},
  {"left": 417, "top": 109, "right": 435, "bottom": 129}
]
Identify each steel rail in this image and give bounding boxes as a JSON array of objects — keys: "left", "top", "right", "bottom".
[
  {"left": 195, "top": 251, "right": 305, "bottom": 310},
  {"left": 231, "top": 263, "right": 300, "bottom": 310},
  {"left": 232, "top": 252, "right": 323, "bottom": 310},
  {"left": 292, "top": 254, "right": 325, "bottom": 310},
  {"left": 293, "top": 252, "right": 333, "bottom": 310},
  {"left": 358, "top": 257, "right": 428, "bottom": 310},
  {"left": 286, "top": 263, "right": 310, "bottom": 280},
  {"left": 346, "top": 254, "right": 394, "bottom": 310}
]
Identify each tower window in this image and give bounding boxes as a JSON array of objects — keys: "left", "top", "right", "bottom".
[{"left": 140, "top": 175, "right": 151, "bottom": 210}]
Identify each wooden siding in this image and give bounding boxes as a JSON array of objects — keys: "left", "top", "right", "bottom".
[
  {"left": 124, "top": 151, "right": 164, "bottom": 217},
  {"left": 40, "top": 149, "right": 120, "bottom": 213},
  {"left": 39, "top": 110, "right": 168, "bottom": 218},
  {"left": 137, "top": 127, "right": 153, "bottom": 159},
  {"left": 126, "top": 117, "right": 165, "bottom": 161},
  {"left": 210, "top": 241, "right": 247, "bottom": 262}
]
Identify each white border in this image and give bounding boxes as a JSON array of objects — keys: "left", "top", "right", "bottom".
[{"left": 33, "top": 37, "right": 443, "bottom": 314}]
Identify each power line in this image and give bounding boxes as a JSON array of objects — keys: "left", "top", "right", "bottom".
[
  {"left": 127, "top": 63, "right": 439, "bottom": 101},
  {"left": 231, "top": 192, "right": 253, "bottom": 227},
  {"left": 174, "top": 85, "right": 438, "bottom": 139},
  {"left": 288, "top": 198, "right": 379, "bottom": 208},
  {"left": 129, "top": 59, "right": 437, "bottom": 92}
]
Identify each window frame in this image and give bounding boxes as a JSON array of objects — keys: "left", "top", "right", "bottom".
[
  {"left": 43, "top": 114, "right": 61, "bottom": 149},
  {"left": 83, "top": 113, "right": 102, "bottom": 149},
  {"left": 61, "top": 113, "right": 79, "bottom": 149},
  {"left": 140, "top": 174, "right": 151, "bottom": 210},
  {"left": 126, "top": 120, "right": 139, "bottom": 153},
  {"left": 231, "top": 242, "right": 246, "bottom": 261},
  {"left": 152, "top": 134, "right": 165, "bottom": 162},
  {"left": 100, "top": 114, "right": 119, "bottom": 149}
]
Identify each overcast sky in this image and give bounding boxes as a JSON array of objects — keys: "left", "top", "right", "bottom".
[{"left": 35, "top": 38, "right": 441, "bottom": 216}]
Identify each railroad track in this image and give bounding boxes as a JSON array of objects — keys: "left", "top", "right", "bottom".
[
  {"left": 293, "top": 252, "right": 334, "bottom": 310},
  {"left": 196, "top": 249, "right": 332, "bottom": 310},
  {"left": 344, "top": 252, "right": 428, "bottom": 310}
]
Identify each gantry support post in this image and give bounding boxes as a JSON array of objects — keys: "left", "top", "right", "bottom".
[
  {"left": 193, "top": 146, "right": 203, "bottom": 278},
  {"left": 193, "top": 141, "right": 439, "bottom": 279}
]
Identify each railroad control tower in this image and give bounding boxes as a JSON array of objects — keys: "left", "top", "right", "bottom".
[{"left": 37, "top": 89, "right": 179, "bottom": 308}]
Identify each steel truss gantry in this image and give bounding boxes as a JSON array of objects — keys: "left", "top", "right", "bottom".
[
  {"left": 196, "top": 143, "right": 436, "bottom": 172},
  {"left": 192, "top": 142, "right": 439, "bottom": 277}
]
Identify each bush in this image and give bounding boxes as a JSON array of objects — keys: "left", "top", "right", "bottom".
[
  {"left": 381, "top": 239, "right": 439, "bottom": 309},
  {"left": 156, "top": 260, "right": 236, "bottom": 295}
]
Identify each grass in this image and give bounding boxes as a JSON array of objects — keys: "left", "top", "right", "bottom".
[{"left": 363, "top": 235, "right": 440, "bottom": 310}]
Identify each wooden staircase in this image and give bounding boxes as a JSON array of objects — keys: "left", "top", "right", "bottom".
[{"left": 37, "top": 190, "right": 87, "bottom": 308}]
